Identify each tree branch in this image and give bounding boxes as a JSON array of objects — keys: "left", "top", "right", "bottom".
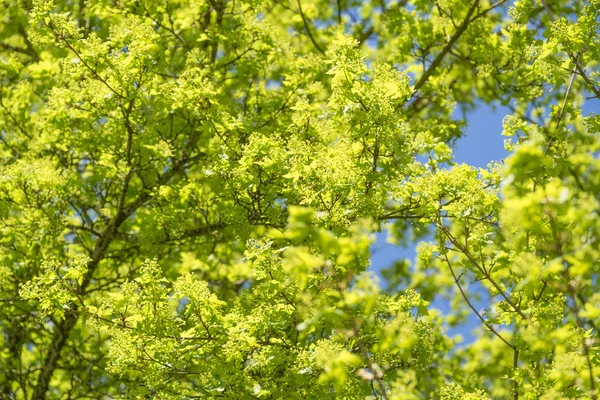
[
  {"left": 297, "top": 0, "right": 326, "bottom": 55},
  {"left": 411, "top": 0, "right": 480, "bottom": 94},
  {"left": 439, "top": 224, "right": 528, "bottom": 320},
  {"left": 442, "top": 251, "right": 515, "bottom": 350}
]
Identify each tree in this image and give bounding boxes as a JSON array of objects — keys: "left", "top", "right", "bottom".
[{"left": 0, "top": 0, "right": 599, "bottom": 398}]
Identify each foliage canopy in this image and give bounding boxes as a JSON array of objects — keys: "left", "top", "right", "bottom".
[{"left": 1, "top": 0, "right": 600, "bottom": 399}]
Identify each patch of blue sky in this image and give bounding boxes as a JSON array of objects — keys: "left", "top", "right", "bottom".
[
  {"left": 369, "top": 101, "right": 512, "bottom": 345},
  {"left": 369, "top": 92, "right": 596, "bottom": 344}
]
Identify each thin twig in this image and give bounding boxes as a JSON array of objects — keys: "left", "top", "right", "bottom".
[
  {"left": 411, "top": 0, "right": 479, "bottom": 94},
  {"left": 543, "top": 70, "right": 576, "bottom": 156},
  {"left": 439, "top": 224, "right": 528, "bottom": 320},
  {"left": 297, "top": 0, "right": 326, "bottom": 55},
  {"left": 442, "top": 251, "right": 515, "bottom": 349},
  {"left": 539, "top": 0, "right": 600, "bottom": 98}
]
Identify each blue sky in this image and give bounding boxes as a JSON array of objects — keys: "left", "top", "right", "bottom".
[
  {"left": 370, "top": 103, "right": 510, "bottom": 342},
  {"left": 371, "top": 102, "right": 510, "bottom": 270},
  {"left": 370, "top": 97, "right": 598, "bottom": 342}
]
